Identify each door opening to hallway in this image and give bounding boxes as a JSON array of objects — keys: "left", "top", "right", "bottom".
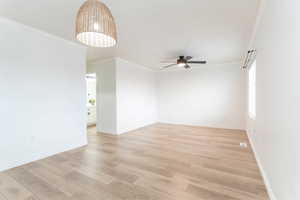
[{"left": 86, "top": 73, "right": 97, "bottom": 127}]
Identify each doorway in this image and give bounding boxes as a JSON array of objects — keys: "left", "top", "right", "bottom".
[{"left": 86, "top": 73, "right": 97, "bottom": 127}]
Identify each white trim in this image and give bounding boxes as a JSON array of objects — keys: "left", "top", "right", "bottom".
[
  {"left": 156, "top": 60, "right": 243, "bottom": 71},
  {"left": 158, "top": 121, "right": 245, "bottom": 131},
  {"left": 247, "top": 0, "right": 266, "bottom": 50},
  {"left": 87, "top": 57, "right": 116, "bottom": 65},
  {"left": 247, "top": 129, "right": 277, "bottom": 200},
  {"left": 89, "top": 57, "right": 243, "bottom": 71},
  {"left": 242, "top": 0, "right": 266, "bottom": 65},
  {"left": 115, "top": 57, "right": 157, "bottom": 72},
  {"left": 0, "top": 17, "right": 86, "bottom": 49}
]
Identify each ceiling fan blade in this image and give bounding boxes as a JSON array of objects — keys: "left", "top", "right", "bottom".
[
  {"left": 187, "top": 61, "right": 207, "bottom": 64},
  {"left": 161, "top": 63, "right": 177, "bottom": 69},
  {"left": 185, "top": 56, "right": 193, "bottom": 61}
]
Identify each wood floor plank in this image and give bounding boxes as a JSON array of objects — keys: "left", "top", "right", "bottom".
[
  {"left": 0, "top": 124, "right": 269, "bottom": 200},
  {"left": 23, "top": 162, "right": 99, "bottom": 199},
  {"left": 0, "top": 193, "right": 7, "bottom": 200},
  {"left": 186, "top": 184, "right": 239, "bottom": 200},
  {"left": 6, "top": 167, "right": 69, "bottom": 200},
  {"left": 188, "top": 176, "right": 268, "bottom": 200},
  {"left": 0, "top": 173, "right": 38, "bottom": 200},
  {"left": 63, "top": 171, "right": 121, "bottom": 200}
]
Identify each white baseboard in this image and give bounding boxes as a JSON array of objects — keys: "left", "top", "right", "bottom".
[
  {"left": 158, "top": 121, "right": 245, "bottom": 131},
  {"left": 246, "top": 130, "right": 277, "bottom": 200},
  {"left": 0, "top": 142, "right": 87, "bottom": 172}
]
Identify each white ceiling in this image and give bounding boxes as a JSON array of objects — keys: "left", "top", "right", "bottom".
[{"left": 0, "top": 0, "right": 259, "bottom": 69}]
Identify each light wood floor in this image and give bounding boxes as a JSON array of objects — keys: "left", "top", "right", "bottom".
[{"left": 0, "top": 123, "right": 269, "bottom": 200}]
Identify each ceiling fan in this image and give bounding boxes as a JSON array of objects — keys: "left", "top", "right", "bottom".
[{"left": 161, "top": 56, "right": 207, "bottom": 70}]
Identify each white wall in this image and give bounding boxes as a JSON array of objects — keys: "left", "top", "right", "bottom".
[
  {"left": 0, "top": 18, "right": 87, "bottom": 171},
  {"left": 87, "top": 58, "right": 157, "bottom": 135},
  {"left": 116, "top": 58, "right": 157, "bottom": 134},
  {"left": 88, "top": 59, "right": 117, "bottom": 134},
  {"left": 247, "top": 0, "right": 300, "bottom": 199},
  {"left": 157, "top": 64, "right": 246, "bottom": 130}
]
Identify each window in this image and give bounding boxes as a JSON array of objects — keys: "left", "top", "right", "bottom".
[{"left": 248, "top": 60, "right": 256, "bottom": 119}]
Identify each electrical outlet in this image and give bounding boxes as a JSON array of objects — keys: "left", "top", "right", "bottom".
[{"left": 240, "top": 142, "right": 248, "bottom": 148}]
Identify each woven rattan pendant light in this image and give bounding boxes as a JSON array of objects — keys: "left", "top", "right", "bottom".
[{"left": 76, "top": 0, "right": 117, "bottom": 47}]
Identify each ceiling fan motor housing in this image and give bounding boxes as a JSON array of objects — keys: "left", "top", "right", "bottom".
[{"left": 177, "top": 56, "right": 186, "bottom": 65}]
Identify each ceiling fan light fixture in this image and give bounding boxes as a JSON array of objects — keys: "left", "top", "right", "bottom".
[
  {"left": 178, "top": 63, "right": 186, "bottom": 67},
  {"left": 76, "top": 0, "right": 117, "bottom": 48}
]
